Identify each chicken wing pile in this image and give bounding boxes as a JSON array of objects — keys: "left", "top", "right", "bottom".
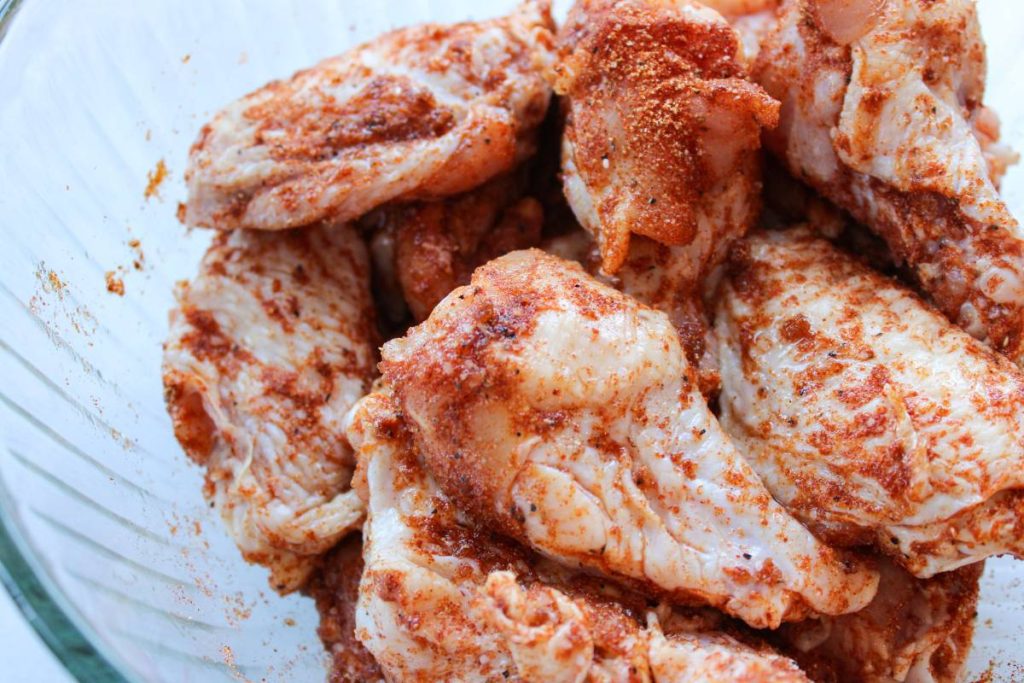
[{"left": 163, "top": 0, "right": 1020, "bottom": 680}]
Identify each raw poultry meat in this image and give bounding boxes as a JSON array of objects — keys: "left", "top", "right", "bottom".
[
  {"left": 184, "top": 1, "right": 554, "bottom": 231},
  {"left": 779, "top": 558, "right": 981, "bottom": 683},
  {"left": 551, "top": 0, "right": 778, "bottom": 380},
  {"left": 379, "top": 249, "right": 878, "bottom": 628},
  {"left": 162, "top": 224, "right": 376, "bottom": 591},
  {"left": 716, "top": 229, "right": 1024, "bottom": 576},
  {"left": 344, "top": 389, "right": 812, "bottom": 681},
  {"left": 753, "top": 0, "right": 1024, "bottom": 365},
  {"left": 363, "top": 173, "right": 543, "bottom": 322}
]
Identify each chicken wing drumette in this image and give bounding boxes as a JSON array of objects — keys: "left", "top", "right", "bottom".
[
  {"left": 379, "top": 249, "right": 878, "bottom": 629},
  {"left": 753, "top": 0, "right": 1024, "bottom": 365},
  {"left": 344, "top": 390, "right": 812, "bottom": 682},
  {"left": 551, "top": 0, "right": 778, "bottom": 375},
  {"left": 163, "top": 225, "right": 376, "bottom": 591},
  {"left": 184, "top": 1, "right": 554, "bottom": 231},
  {"left": 717, "top": 229, "right": 1024, "bottom": 576}
]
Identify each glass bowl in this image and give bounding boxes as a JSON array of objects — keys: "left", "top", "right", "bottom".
[{"left": 0, "top": 0, "right": 1021, "bottom": 680}]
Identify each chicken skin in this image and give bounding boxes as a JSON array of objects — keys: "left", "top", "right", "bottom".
[
  {"left": 379, "top": 249, "right": 878, "bottom": 628},
  {"left": 779, "top": 558, "right": 981, "bottom": 683},
  {"left": 345, "top": 389, "right": 812, "bottom": 682},
  {"left": 162, "top": 225, "right": 376, "bottom": 591},
  {"left": 554, "top": 0, "right": 779, "bottom": 275},
  {"left": 184, "top": 1, "right": 554, "bottom": 231},
  {"left": 363, "top": 173, "right": 544, "bottom": 322},
  {"left": 716, "top": 229, "right": 1024, "bottom": 577},
  {"left": 753, "top": 0, "right": 1024, "bottom": 366}
]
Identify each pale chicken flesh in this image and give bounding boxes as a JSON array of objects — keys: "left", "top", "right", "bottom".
[
  {"left": 162, "top": 225, "right": 376, "bottom": 591},
  {"left": 779, "top": 558, "right": 981, "bottom": 683},
  {"left": 379, "top": 249, "right": 878, "bottom": 629},
  {"left": 345, "top": 389, "right": 812, "bottom": 682},
  {"left": 553, "top": 0, "right": 779, "bottom": 277},
  {"left": 184, "top": 2, "right": 554, "bottom": 231},
  {"left": 717, "top": 229, "right": 1024, "bottom": 577},
  {"left": 753, "top": 0, "right": 1024, "bottom": 365}
]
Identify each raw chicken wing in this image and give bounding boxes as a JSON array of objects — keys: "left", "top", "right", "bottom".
[
  {"left": 380, "top": 249, "right": 878, "bottom": 628},
  {"left": 162, "top": 225, "right": 376, "bottom": 591},
  {"left": 185, "top": 2, "right": 554, "bottom": 231},
  {"left": 345, "top": 390, "right": 811, "bottom": 681},
  {"left": 753, "top": 0, "right": 1024, "bottom": 366},
  {"left": 716, "top": 229, "right": 1024, "bottom": 576},
  {"left": 553, "top": 0, "right": 779, "bottom": 276}
]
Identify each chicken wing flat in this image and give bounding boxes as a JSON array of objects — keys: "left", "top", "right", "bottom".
[
  {"left": 379, "top": 249, "right": 878, "bottom": 628},
  {"left": 363, "top": 173, "right": 544, "bottom": 322},
  {"left": 553, "top": 0, "right": 779, "bottom": 276},
  {"left": 162, "top": 225, "right": 376, "bottom": 591},
  {"left": 779, "top": 559, "right": 981, "bottom": 683},
  {"left": 716, "top": 229, "right": 1024, "bottom": 576},
  {"left": 344, "top": 390, "right": 812, "bottom": 682},
  {"left": 184, "top": 1, "right": 554, "bottom": 231},
  {"left": 753, "top": 0, "right": 1024, "bottom": 366}
]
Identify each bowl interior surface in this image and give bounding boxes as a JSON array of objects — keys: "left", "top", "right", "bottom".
[{"left": 0, "top": 0, "right": 1022, "bottom": 681}]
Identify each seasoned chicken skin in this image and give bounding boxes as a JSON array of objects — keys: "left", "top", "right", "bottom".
[
  {"left": 780, "top": 559, "right": 981, "bottom": 683},
  {"left": 380, "top": 249, "right": 878, "bottom": 628},
  {"left": 162, "top": 225, "right": 376, "bottom": 591},
  {"left": 184, "top": 1, "right": 554, "bottom": 231},
  {"left": 345, "top": 390, "right": 811, "bottom": 682},
  {"left": 553, "top": 0, "right": 778, "bottom": 275},
  {"left": 363, "top": 173, "right": 544, "bottom": 322},
  {"left": 717, "top": 229, "right": 1024, "bottom": 576},
  {"left": 753, "top": 0, "right": 1024, "bottom": 365}
]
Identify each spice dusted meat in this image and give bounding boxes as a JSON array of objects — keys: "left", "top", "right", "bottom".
[
  {"left": 162, "top": 224, "right": 376, "bottom": 592},
  {"left": 363, "top": 173, "right": 544, "bottom": 322},
  {"left": 306, "top": 536, "right": 384, "bottom": 683},
  {"left": 344, "top": 389, "right": 812, "bottom": 682},
  {"left": 347, "top": 390, "right": 612, "bottom": 682},
  {"left": 552, "top": 0, "right": 778, "bottom": 275},
  {"left": 551, "top": 0, "right": 778, "bottom": 379},
  {"left": 184, "top": 1, "right": 554, "bottom": 231},
  {"left": 716, "top": 229, "right": 1024, "bottom": 576},
  {"left": 379, "top": 249, "right": 878, "bottom": 629},
  {"left": 752, "top": 0, "right": 1024, "bottom": 366},
  {"left": 778, "top": 558, "right": 982, "bottom": 683}
]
